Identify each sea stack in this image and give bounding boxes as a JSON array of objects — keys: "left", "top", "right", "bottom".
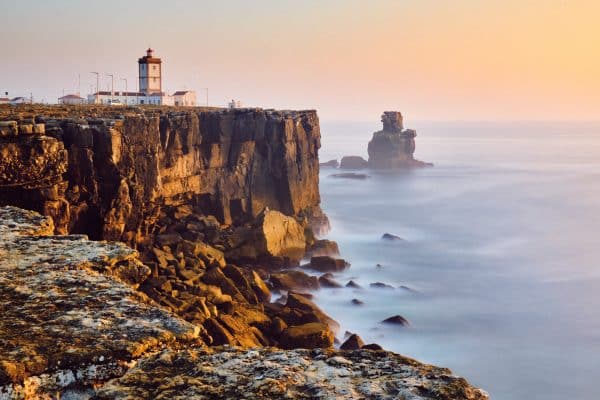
[{"left": 367, "top": 111, "right": 431, "bottom": 168}]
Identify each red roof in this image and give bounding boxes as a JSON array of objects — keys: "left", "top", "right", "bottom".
[{"left": 173, "top": 91, "right": 192, "bottom": 96}]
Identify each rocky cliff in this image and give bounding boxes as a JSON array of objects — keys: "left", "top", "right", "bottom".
[
  {"left": 0, "top": 105, "right": 487, "bottom": 399},
  {"left": 0, "top": 206, "right": 488, "bottom": 399},
  {"left": 0, "top": 105, "right": 322, "bottom": 243},
  {"left": 367, "top": 111, "right": 431, "bottom": 168}
]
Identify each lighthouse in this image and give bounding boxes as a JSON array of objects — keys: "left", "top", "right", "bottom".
[{"left": 138, "top": 48, "right": 162, "bottom": 95}]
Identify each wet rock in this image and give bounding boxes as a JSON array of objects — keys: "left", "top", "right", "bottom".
[
  {"left": 318, "top": 274, "right": 343, "bottom": 288},
  {"left": 382, "top": 232, "right": 404, "bottom": 241},
  {"left": 306, "top": 256, "right": 349, "bottom": 272},
  {"left": 279, "top": 322, "right": 334, "bottom": 349},
  {"left": 382, "top": 315, "right": 410, "bottom": 326},
  {"left": 331, "top": 172, "right": 370, "bottom": 180},
  {"left": 306, "top": 239, "right": 340, "bottom": 257},
  {"left": 94, "top": 347, "right": 489, "bottom": 400},
  {"left": 319, "top": 159, "right": 339, "bottom": 168},
  {"left": 346, "top": 280, "right": 362, "bottom": 289},
  {"left": 283, "top": 292, "right": 339, "bottom": 332},
  {"left": 339, "top": 155, "right": 368, "bottom": 170},
  {"left": 370, "top": 282, "right": 395, "bottom": 289},
  {"left": 270, "top": 270, "right": 320, "bottom": 291},
  {"left": 362, "top": 343, "right": 384, "bottom": 351},
  {"left": 351, "top": 298, "right": 364, "bottom": 306},
  {"left": 340, "top": 333, "right": 365, "bottom": 350}
]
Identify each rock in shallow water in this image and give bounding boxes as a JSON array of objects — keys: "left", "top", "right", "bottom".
[
  {"left": 382, "top": 315, "right": 410, "bottom": 326},
  {"left": 339, "top": 155, "right": 369, "bottom": 170}
]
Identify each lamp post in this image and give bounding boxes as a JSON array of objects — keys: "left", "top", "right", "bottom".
[
  {"left": 90, "top": 72, "right": 99, "bottom": 104},
  {"left": 202, "top": 87, "right": 208, "bottom": 107},
  {"left": 120, "top": 78, "right": 128, "bottom": 105},
  {"left": 106, "top": 74, "right": 114, "bottom": 103}
]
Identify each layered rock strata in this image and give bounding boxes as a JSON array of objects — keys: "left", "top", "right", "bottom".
[{"left": 0, "top": 105, "right": 322, "bottom": 242}]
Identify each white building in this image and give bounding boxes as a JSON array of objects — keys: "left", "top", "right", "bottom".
[
  {"left": 58, "top": 94, "right": 86, "bottom": 105},
  {"left": 228, "top": 99, "right": 242, "bottom": 109},
  {"left": 173, "top": 91, "right": 196, "bottom": 107},
  {"left": 88, "top": 48, "right": 196, "bottom": 107},
  {"left": 10, "top": 97, "right": 31, "bottom": 105}
]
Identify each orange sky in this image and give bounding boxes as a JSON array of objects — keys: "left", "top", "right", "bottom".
[{"left": 1, "top": 0, "right": 599, "bottom": 120}]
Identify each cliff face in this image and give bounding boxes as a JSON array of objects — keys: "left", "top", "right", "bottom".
[
  {"left": 367, "top": 111, "right": 431, "bottom": 169},
  {"left": 0, "top": 106, "right": 322, "bottom": 243}
]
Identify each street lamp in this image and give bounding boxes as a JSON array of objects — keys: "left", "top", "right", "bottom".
[
  {"left": 202, "top": 87, "right": 208, "bottom": 107},
  {"left": 120, "top": 78, "right": 128, "bottom": 105},
  {"left": 106, "top": 74, "right": 114, "bottom": 103},
  {"left": 90, "top": 72, "right": 99, "bottom": 104}
]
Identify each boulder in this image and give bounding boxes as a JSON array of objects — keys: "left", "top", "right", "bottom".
[
  {"left": 382, "top": 232, "right": 403, "bottom": 241},
  {"left": 340, "top": 333, "right": 365, "bottom": 350},
  {"left": 319, "top": 159, "right": 339, "bottom": 168},
  {"left": 270, "top": 270, "right": 320, "bottom": 291},
  {"left": 346, "top": 280, "right": 362, "bottom": 289},
  {"left": 318, "top": 274, "right": 343, "bottom": 288},
  {"left": 351, "top": 298, "right": 364, "bottom": 306},
  {"left": 226, "top": 209, "right": 306, "bottom": 262},
  {"left": 306, "top": 239, "right": 340, "bottom": 257},
  {"left": 331, "top": 172, "right": 369, "bottom": 180},
  {"left": 382, "top": 315, "right": 410, "bottom": 326},
  {"left": 306, "top": 256, "right": 348, "bottom": 272},
  {"left": 279, "top": 323, "right": 334, "bottom": 349},
  {"left": 284, "top": 292, "right": 339, "bottom": 332},
  {"left": 362, "top": 343, "right": 384, "bottom": 351},
  {"left": 339, "top": 155, "right": 368, "bottom": 170},
  {"left": 370, "top": 282, "right": 395, "bottom": 289},
  {"left": 182, "top": 241, "right": 225, "bottom": 268}
]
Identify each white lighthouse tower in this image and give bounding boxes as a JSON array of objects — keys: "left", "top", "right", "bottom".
[{"left": 138, "top": 48, "right": 162, "bottom": 95}]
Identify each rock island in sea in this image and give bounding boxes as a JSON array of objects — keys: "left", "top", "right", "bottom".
[
  {"left": 331, "top": 111, "right": 432, "bottom": 171},
  {"left": 0, "top": 104, "right": 486, "bottom": 399}
]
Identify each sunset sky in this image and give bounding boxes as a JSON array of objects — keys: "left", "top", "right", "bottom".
[{"left": 2, "top": 0, "right": 599, "bottom": 121}]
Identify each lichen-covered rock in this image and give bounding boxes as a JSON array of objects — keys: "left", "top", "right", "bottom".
[
  {"left": 0, "top": 206, "right": 203, "bottom": 398},
  {"left": 368, "top": 111, "right": 431, "bottom": 169},
  {"left": 94, "top": 347, "right": 489, "bottom": 400}
]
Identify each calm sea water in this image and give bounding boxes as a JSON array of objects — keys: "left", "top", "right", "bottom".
[{"left": 313, "top": 120, "right": 600, "bottom": 400}]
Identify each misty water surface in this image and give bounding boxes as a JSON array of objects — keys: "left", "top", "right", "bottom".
[{"left": 312, "top": 120, "right": 600, "bottom": 400}]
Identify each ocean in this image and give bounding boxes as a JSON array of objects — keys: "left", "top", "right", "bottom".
[{"left": 313, "top": 120, "right": 600, "bottom": 399}]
